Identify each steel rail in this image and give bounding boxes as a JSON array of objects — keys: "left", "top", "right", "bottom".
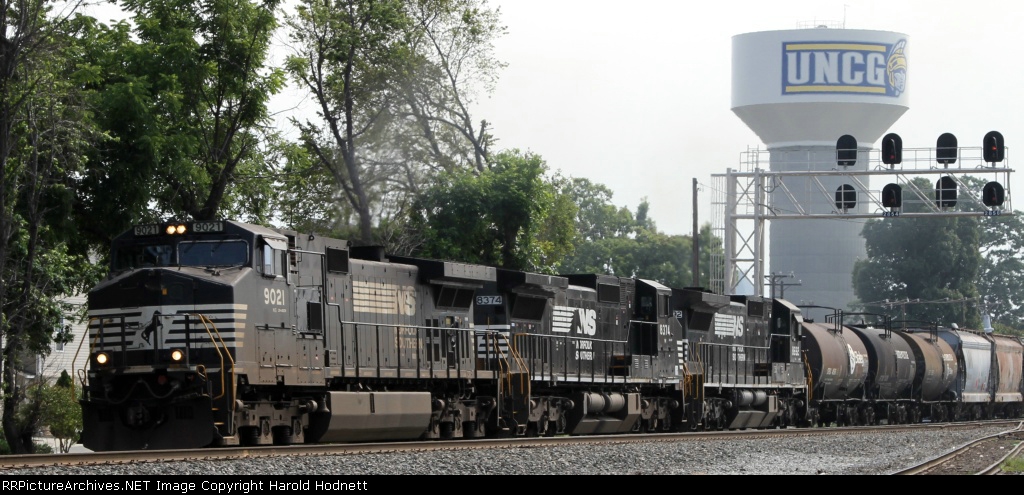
[{"left": 891, "top": 421, "right": 1024, "bottom": 475}]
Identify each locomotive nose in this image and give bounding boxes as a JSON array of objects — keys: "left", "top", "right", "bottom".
[{"left": 143, "top": 269, "right": 162, "bottom": 292}]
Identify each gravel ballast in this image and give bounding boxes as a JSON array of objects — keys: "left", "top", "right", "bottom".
[{"left": 8, "top": 426, "right": 1014, "bottom": 476}]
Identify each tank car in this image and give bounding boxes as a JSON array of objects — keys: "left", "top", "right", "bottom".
[
  {"left": 890, "top": 324, "right": 958, "bottom": 423},
  {"left": 779, "top": 304, "right": 869, "bottom": 427},
  {"left": 842, "top": 316, "right": 917, "bottom": 425}
]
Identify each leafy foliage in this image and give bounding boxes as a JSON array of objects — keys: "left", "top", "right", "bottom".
[
  {"left": 409, "top": 149, "right": 576, "bottom": 271},
  {"left": 77, "top": 0, "right": 285, "bottom": 237},
  {"left": 557, "top": 179, "right": 722, "bottom": 288},
  {"left": 42, "top": 377, "right": 82, "bottom": 453},
  {"left": 853, "top": 177, "right": 982, "bottom": 328},
  {"left": 0, "top": 0, "right": 105, "bottom": 454},
  {"left": 283, "top": 0, "right": 504, "bottom": 244}
]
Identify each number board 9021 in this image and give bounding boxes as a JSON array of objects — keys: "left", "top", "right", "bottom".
[
  {"left": 193, "top": 221, "right": 224, "bottom": 233},
  {"left": 134, "top": 224, "right": 159, "bottom": 236},
  {"left": 476, "top": 295, "right": 503, "bottom": 306}
]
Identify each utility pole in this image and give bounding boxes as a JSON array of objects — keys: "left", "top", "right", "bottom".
[
  {"left": 765, "top": 272, "right": 801, "bottom": 299},
  {"left": 692, "top": 178, "right": 699, "bottom": 287}
]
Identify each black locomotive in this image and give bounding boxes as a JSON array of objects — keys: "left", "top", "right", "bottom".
[{"left": 78, "top": 219, "right": 1024, "bottom": 451}]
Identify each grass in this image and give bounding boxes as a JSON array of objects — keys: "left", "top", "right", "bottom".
[{"left": 1000, "top": 456, "right": 1024, "bottom": 474}]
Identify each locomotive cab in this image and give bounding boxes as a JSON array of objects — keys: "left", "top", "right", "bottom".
[{"left": 82, "top": 220, "right": 291, "bottom": 451}]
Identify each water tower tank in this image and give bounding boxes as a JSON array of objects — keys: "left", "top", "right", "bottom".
[{"left": 731, "top": 27, "right": 909, "bottom": 314}]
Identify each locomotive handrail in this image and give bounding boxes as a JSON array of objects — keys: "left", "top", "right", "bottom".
[
  {"left": 506, "top": 333, "right": 531, "bottom": 395},
  {"left": 182, "top": 313, "right": 235, "bottom": 406},
  {"left": 697, "top": 341, "right": 772, "bottom": 385},
  {"left": 74, "top": 316, "right": 102, "bottom": 391},
  {"left": 77, "top": 315, "right": 129, "bottom": 392},
  {"left": 334, "top": 320, "right": 507, "bottom": 379},
  {"left": 688, "top": 341, "right": 707, "bottom": 425}
]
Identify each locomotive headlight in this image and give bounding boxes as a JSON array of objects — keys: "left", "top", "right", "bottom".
[
  {"left": 165, "top": 224, "right": 187, "bottom": 235},
  {"left": 170, "top": 349, "right": 184, "bottom": 362},
  {"left": 94, "top": 352, "right": 109, "bottom": 366}
]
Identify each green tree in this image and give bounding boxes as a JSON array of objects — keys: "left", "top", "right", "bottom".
[
  {"left": 556, "top": 180, "right": 723, "bottom": 288},
  {"left": 76, "top": 0, "right": 285, "bottom": 239},
  {"left": 398, "top": 0, "right": 505, "bottom": 173},
  {"left": 409, "top": 149, "right": 576, "bottom": 271},
  {"left": 852, "top": 177, "right": 981, "bottom": 328},
  {"left": 963, "top": 176, "right": 1024, "bottom": 333},
  {"left": 0, "top": 1, "right": 101, "bottom": 454},
  {"left": 283, "top": 0, "right": 503, "bottom": 245}
]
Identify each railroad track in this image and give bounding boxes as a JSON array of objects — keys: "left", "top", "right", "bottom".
[
  {"left": 891, "top": 422, "right": 1024, "bottom": 475},
  {"left": 1, "top": 420, "right": 1018, "bottom": 472}
]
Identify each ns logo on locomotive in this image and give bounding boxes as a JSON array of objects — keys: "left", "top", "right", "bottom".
[{"left": 79, "top": 219, "right": 1024, "bottom": 451}]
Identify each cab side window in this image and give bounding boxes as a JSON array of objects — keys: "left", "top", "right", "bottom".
[{"left": 262, "top": 244, "right": 277, "bottom": 277}]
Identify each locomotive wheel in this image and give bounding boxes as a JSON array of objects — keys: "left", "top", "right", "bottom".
[
  {"left": 272, "top": 425, "right": 293, "bottom": 445},
  {"left": 646, "top": 417, "right": 659, "bottom": 432},
  {"left": 544, "top": 421, "right": 557, "bottom": 437},
  {"left": 239, "top": 426, "right": 261, "bottom": 446},
  {"left": 464, "top": 420, "right": 479, "bottom": 440},
  {"left": 524, "top": 419, "right": 543, "bottom": 437},
  {"left": 685, "top": 400, "right": 702, "bottom": 431}
]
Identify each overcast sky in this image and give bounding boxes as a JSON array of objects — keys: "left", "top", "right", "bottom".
[
  {"left": 86, "top": 0, "right": 1024, "bottom": 238},
  {"left": 467, "top": 0, "right": 1024, "bottom": 236}
]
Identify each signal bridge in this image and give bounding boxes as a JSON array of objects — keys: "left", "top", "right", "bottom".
[{"left": 709, "top": 132, "right": 1012, "bottom": 297}]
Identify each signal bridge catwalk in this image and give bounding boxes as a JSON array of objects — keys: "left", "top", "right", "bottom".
[{"left": 709, "top": 131, "right": 1012, "bottom": 298}]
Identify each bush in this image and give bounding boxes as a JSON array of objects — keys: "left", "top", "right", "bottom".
[{"left": 0, "top": 435, "right": 55, "bottom": 455}]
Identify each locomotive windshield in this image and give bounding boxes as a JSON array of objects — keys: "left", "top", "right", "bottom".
[
  {"left": 112, "top": 240, "right": 248, "bottom": 270},
  {"left": 179, "top": 240, "right": 248, "bottom": 267},
  {"left": 113, "top": 243, "right": 173, "bottom": 269}
]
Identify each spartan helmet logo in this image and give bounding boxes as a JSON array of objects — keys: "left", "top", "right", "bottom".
[{"left": 886, "top": 39, "right": 907, "bottom": 96}]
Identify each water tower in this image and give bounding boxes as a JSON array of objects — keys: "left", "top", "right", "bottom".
[{"left": 731, "top": 26, "right": 909, "bottom": 314}]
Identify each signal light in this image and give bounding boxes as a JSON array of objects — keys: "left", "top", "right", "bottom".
[
  {"left": 882, "top": 183, "right": 902, "bottom": 208},
  {"left": 170, "top": 349, "right": 185, "bottom": 362},
  {"left": 983, "top": 131, "right": 1005, "bottom": 163},
  {"left": 936, "top": 133, "right": 958, "bottom": 165},
  {"left": 837, "top": 135, "right": 858, "bottom": 167},
  {"left": 94, "top": 352, "right": 109, "bottom": 366},
  {"left": 835, "top": 184, "right": 856, "bottom": 211},
  {"left": 881, "top": 133, "right": 902, "bottom": 166},
  {"left": 935, "top": 176, "right": 958, "bottom": 208},
  {"left": 983, "top": 181, "right": 1005, "bottom": 207}
]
